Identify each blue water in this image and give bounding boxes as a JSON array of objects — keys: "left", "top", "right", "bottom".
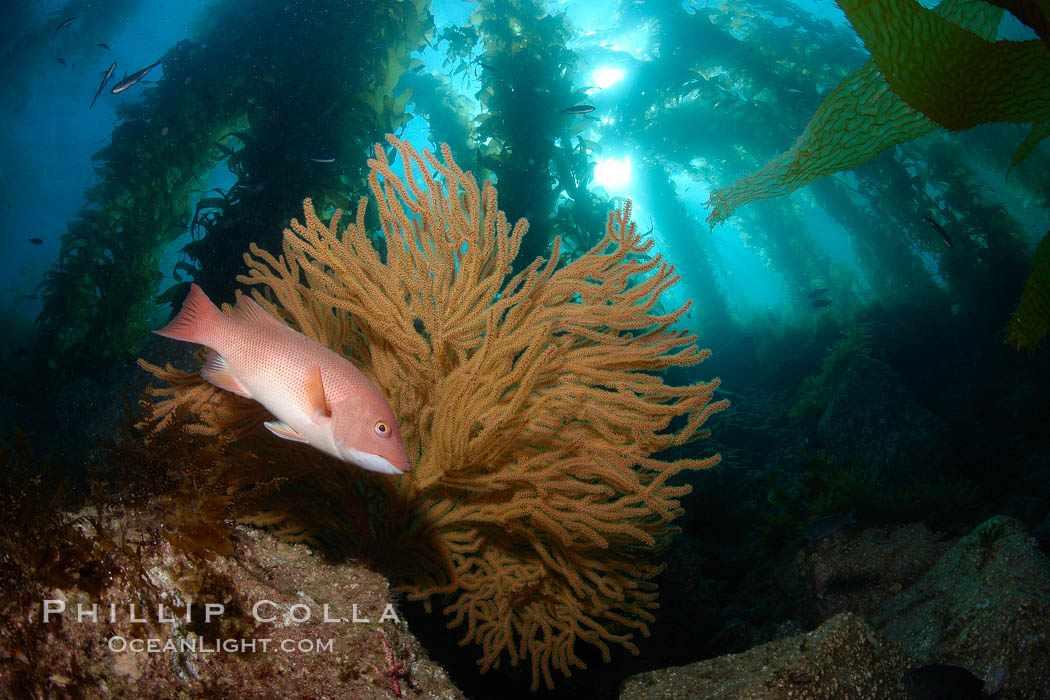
[{"left": 3, "top": 0, "right": 1042, "bottom": 349}]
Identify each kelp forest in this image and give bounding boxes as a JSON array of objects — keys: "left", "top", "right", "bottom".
[{"left": 1, "top": 0, "right": 1049, "bottom": 697}]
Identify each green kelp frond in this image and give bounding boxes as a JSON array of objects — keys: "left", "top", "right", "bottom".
[
  {"left": 706, "top": 0, "right": 1050, "bottom": 226},
  {"left": 839, "top": 0, "right": 1050, "bottom": 160},
  {"left": 704, "top": 59, "right": 935, "bottom": 227},
  {"left": 1006, "top": 232, "right": 1050, "bottom": 355},
  {"left": 958, "top": 0, "right": 1050, "bottom": 51}
]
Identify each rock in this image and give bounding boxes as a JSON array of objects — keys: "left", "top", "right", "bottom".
[
  {"left": 875, "top": 515, "right": 1050, "bottom": 699},
  {"left": 817, "top": 356, "right": 939, "bottom": 486},
  {"left": 618, "top": 613, "right": 912, "bottom": 699},
  {"left": 795, "top": 522, "right": 950, "bottom": 627},
  {"left": 0, "top": 522, "right": 465, "bottom": 699}
]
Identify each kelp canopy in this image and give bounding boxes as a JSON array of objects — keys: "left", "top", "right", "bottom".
[{"left": 140, "top": 136, "right": 727, "bottom": 690}]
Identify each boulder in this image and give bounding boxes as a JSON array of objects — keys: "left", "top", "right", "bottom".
[
  {"left": 619, "top": 613, "right": 912, "bottom": 699},
  {"left": 794, "top": 521, "right": 950, "bottom": 627},
  {"left": 875, "top": 515, "right": 1050, "bottom": 698}
]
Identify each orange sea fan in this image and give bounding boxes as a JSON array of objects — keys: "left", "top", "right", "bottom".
[{"left": 141, "top": 136, "right": 728, "bottom": 690}]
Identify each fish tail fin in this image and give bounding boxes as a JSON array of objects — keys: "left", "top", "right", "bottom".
[{"left": 154, "top": 283, "right": 224, "bottom": 345}]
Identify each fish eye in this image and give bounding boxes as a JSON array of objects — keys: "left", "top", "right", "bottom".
[{"left": 374, "top": 421, "right": 389, "bottom": 437}]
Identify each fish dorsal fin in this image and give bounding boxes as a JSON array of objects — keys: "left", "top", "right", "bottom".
[
  {"left": 201, "top": 351, "right": 253, "bottom": 398},
  {"left": 305, "top": 365, "right": 331, "bottom": 420},
  {"left": 264, "top": 420, "right": 307, "bottom": 443},
  {"left": 230, "top": 292, "right": 286, "bottom": 328}
]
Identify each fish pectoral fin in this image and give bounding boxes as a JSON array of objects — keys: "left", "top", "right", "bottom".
[
  {"left": 230, "top": 291, "right": 287, "bottom": 328},
  {"left": 264, "top": 420, "right": 308, "bottom": 443},
  {"left": 305, "top": 365, "right": 332, "bottom": 420},
  {"left": 201, "top": 351, "right": 253, "bottom": 398}
]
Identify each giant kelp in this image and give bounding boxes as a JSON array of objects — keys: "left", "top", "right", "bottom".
[
  {"left": 140, "top": 137, "right": 727, "bottom": 690},
  {"left": 182, "top": 0, "right": 431, "bottom": 304},
  {"left": 32, "top": 0, "right": 432, "bottom": 387},
  {"left": 591, "top": 0, "right": 865, "bottom": 314},
  {"left": 441, "top": 0, "right": 605, "bottom": 270},
  {"left": 840, "top": 0, "right": 1050, "bottom": 170},
  {"left": 34, "top": 38, "right": 240, "bottom": 382},
  {"left": 1007, "top": 231, "right": 1050, "bottom": 354},
  {"left": 705, "top": 0, "right": 1050, "bottom": 226}
]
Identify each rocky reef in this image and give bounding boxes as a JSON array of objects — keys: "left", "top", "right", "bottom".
[{"left": 620, "top": 515, "right": 1050, "bottom": 699}]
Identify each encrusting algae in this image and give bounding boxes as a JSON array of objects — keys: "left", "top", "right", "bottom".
[{"left": 140, "top": 135, "right": 728, "bottom": 690}]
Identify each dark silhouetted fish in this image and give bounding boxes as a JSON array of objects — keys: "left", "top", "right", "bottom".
[
  {"left": 923, "top": 214, "right": 953, "bottom": 248},
  {"left": 110, "top": 59, "right": 162, "bottom": 94},
  {"left": 235, "top": 182, "right": 265, "bottom": 195},
  {"left": 811, "top": 298, "right": 831, "bottom": 308},
  {"left": 24, "top": 294, "right": 38, "bottom": 300},
  {"left": 808, "top": 287, "right": 828, "bottom": 298},
  {"left": 27, "top": 237, "right": 43, "bottom": 245},
  {"left": 90, "top": 61, "right": 116, "bottom": 109},
  {"left": 53, "top": 17, "right": 76, "bottom": 37},
  {"left": 98, "top": 43, "right": 111, "bottom": 50},
  {"left": 56, "top": 58, "right": 67, "bottom": 67},
  {"left": 308, "top": 156, "right": 336, "bottom": 163},
  {"left": 902, "top": 664, "right": 987, "bottom": 700},
  {"left": 804, "top": 510, "right": 854, "bottom": 540},
  {"left": 559, "top": 105, "right": 595, "bottom": 114}
]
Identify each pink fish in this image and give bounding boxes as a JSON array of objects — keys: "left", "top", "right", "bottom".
[{"left": 155, "top": 283, "right": 411, "bottom": 475}]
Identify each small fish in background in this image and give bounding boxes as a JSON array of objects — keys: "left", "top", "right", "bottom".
[
  {"left": 902, "top": 664, "right": 991, "bottom": 700},
  {"left": 27, "top": 237, "right": 43, "bottom": 245},
  {"left": 808, "top": 287, "right": 828, "bottom": 298},
  {"left": 559, "top": 104, "right": 595, "bottom": 114},
  {"left": 811, "top": 298, "right": 832, "bottom": 308},
  {"left": 98, "top": 43, "right": 111, "bottom": 50},
  {"left": 110, "top": 58, "right": 162, "bottom": 94},
  {"left": 803, "top": 510, "right": 855, "bottom": 541},
  {"left": 235, "top": 182, "right": 265, "bottom": 195},
  {"left": 308, "top": 156, "right": 336, "bottom": 163},
  {"left": 24, "top": 294, "right": 38, "bottom": 300},
  {"left": 53, "top": 17, "right": 76, "bottom": 38},
  {"left": 14, "top": 348, "right": 27, "bottom": 359},
  {"left": 90, "top": 61, "right": 116, "bottom": 109},
  {"left": 155, "top": 284, "right": 412, "bottom": 475},
  {"left": 923, "top": 214, "right": 953, "bottom": 248},
  {"left": 56, "top": 58, "right": 67, "bottom": 67}
]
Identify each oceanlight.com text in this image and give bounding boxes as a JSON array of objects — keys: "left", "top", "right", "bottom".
[{"left": 107, "top": 636, "right": 335, "bottom": 654}]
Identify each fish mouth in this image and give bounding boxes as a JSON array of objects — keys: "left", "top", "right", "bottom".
[{"left": 341, "top": 446, "right": 411, "bottom": 475}]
